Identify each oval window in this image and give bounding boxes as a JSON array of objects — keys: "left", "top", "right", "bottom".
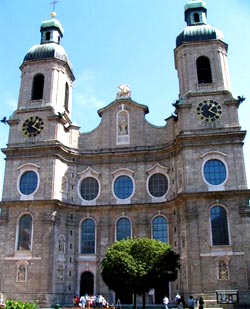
[
  {"left": 114, "top": 175, "right": 133, "bottom": 199},
  {"left": 19, "top": 171, "right": 38, "bottom": 195},
  {"left": 148, "top": 173, "right": 168, "bottom": 197},
  {"left": 204, "top": 159, "right": 226, "bottom": 185},
  {"left": 80, "top": 177, "right": 99, "bottom": 201}
]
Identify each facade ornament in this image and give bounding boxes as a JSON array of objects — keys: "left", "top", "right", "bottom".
[{"left": 116, "top": 84, "right": 131, "bottom": 99}]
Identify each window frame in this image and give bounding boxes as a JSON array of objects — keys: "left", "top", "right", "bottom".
[
  {"left": 31, "top": 73, "right": 45, "bottom": 100},
  {"left": 210, "top": 205, "right": 230, "bottom": 247},
  {"left": 152, "top": 215, "right": 169, "bottom": 244},
  {"left": 17, "top": 164, "right": 40, "bottom": 200},
  {"left": 113, "top": 175, "right": 134, "bottom": 200},
  {"left": 202, "top": 158, "right": 228, "bottom": 187},
  {"left": 77, "top": 167, "right": 101, "bottom": 205},
  {"left": 64, "top": 82, "right": 69, "bottom": 112},
  {"left": 116, "top": 217, "right": 132, "bottom": 241},
  {"left": 112, "top": 168, "right": 135, "bottom": 203},
  {"left": 16, "top": 213, "right": 34, "bottom": 251},
  {"left": 200, "top": 152, "right": 228, "bottom": 191},
  {"left": 79, "top": 176, "right": 100, "bottom": 202},
  {"left": 146, "top": 163, "right": 170, "bottom": 202},
  {"left": 148, "top": 173, "right": 169, "bottom": 198},
  {"left": 80, "top": 218, "right": 96, "bottom": 255},
  {"left": 19, "top": 170, "right": 38, "bottom": 196},
  {"left": 196, "top": 56, "right": 213, "bottom": 84}
]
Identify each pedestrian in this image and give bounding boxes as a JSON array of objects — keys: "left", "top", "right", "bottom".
[
  {"left": 163, "top": 295, "right": 169, "bottom": 309},
  {"left": 198, "top": 297, "right": 204, "bottom": 309},
  {"left": 180, "top": 295, "right": 186, "bottom": 308},
  {"left": 79, "top": 296, "right": 86, "bottom": 308},
  {"left": 188, "top": 296, "right": 195, "bottom": 309},
  {"left": 175, "top": 293, "right": 181, "bottom": 309},
  {"left": 73, "top": 295, "right": 80, "bottom": 307}
]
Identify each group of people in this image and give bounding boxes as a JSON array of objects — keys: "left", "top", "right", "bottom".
[
  {"left": 163, "top": 293, "right": 204, "bottom": 309},
  {"left": 73, "top": 294, "right": 109, "bottom": 308}
]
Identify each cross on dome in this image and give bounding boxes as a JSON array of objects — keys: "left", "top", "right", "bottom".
[{"left": 50, "top": 0, "right": 58, "bottom": 12}]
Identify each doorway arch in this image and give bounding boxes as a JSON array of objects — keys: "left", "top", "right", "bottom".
[{"left": 80, "top": 271, "right": 94, "bottom": 296}]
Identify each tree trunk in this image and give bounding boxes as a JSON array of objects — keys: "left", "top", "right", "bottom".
[
  {"left": 142, "top": 291, "right": 146, "bottom": 309},
  {"left": 133, "top": 293, "right": 137, "bottom": 309}
]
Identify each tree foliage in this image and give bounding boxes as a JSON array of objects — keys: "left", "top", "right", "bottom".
[{"left": 101, "top": 238, "right": 180, "bottom": 295}]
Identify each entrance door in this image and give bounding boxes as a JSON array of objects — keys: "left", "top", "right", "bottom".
[
  {"left": 155, "top": 283, "right": 169, "bottom": 304},
  {"left": 80, "top": 271, "right": 94, "bottom": 296}
]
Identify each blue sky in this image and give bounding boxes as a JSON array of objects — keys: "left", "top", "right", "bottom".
[{"left": 0, "top": 0, "right": 249, "bottom": 196}]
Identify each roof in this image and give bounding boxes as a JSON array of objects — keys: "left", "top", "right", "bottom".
[
  {"left": 176, "top": 24, "right": 224, "bottom": 47},
  {"left": 40, "top": 17, "right": 64, "bottom": 36},
  {"left": 22, "top": 43, "right": 73, "bottom": 71},
  {"left": 184, "top": 0, "right": 207, "bottom": 11}
]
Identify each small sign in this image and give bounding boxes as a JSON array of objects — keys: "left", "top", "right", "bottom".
[{"left": 216, "top": 290, "right": 239, "bottom": 304}]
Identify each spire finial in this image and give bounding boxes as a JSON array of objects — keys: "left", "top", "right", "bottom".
[{"left": 50, "top": 0, "right": 58, "bottom": 11}]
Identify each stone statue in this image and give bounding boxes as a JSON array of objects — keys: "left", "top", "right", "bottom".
[
  {"left": 118, "top": 113, "right": 128, "bottom": 135},
  {"left": 116, "top": 84, "right": 131, "bottom": 99}
]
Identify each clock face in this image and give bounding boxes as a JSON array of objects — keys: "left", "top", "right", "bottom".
[
  {"left": 22, "top": 116, "right": 44, "bottom": 137},
  {"left": 196, "top": 100, "right": 222, "bottom": 123}
]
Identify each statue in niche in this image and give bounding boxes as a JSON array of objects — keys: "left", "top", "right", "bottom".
[
  {"left": 218, "top": 260, "right": 229, "bottom": 280},
  {"left": 17, "top": 264, "right": 26, "bottom": 282},
  {"left": 57, "top": 266, "right": 64, "bottom": 282},
  {"left": 118, "top": 112, "right": 128, "bottom": 135},
  {"left": 58, "top": 236, "right": 65, "bottom": 252},
  {"left": 61, "top": 176, "right": 68, "bottom": 193},
  {"left": 116, "top": 84, "right": 131, "bottom": 99}
]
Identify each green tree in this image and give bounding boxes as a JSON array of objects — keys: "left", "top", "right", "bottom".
[{"left": 101, "top": 238, "right": 180, "bottom": 309}]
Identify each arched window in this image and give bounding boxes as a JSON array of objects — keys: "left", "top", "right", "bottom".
[
  {"left": 152, "top": 216, "right": 168, "bottom": 243},
  {"left": 194, "top": 13, "right": 200, "bottom": 23},
  {"left": 64, "top": 82, "right": 69, "bottom": 111},
  {"left": 116, "top": 217, "right": 131, "bottom": 241},
  {"left": 17, "top": 214, "right": 32, "bottom": 250},
  {"left": 32, "top": 73, "right": 44, "bottom": 100},
  {"left": 210, "top": 206, "right": 229, "bottom": 246},
  {"left": 80, "top": 219, "right": 95, "bottom": 254},
  {"left": 197, "top": 56, "right": 212, "bottom": 84}
]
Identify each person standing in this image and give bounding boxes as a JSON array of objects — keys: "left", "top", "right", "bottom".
[
  {"left": 188, "top": 296, "right": 195, "bottom": 309},
  {"left": 198, "top": 297, "right": 204, "bottom": 309},
  {"left": 175, "top": 293, "right": 181, "bottom": 309},
  {"left": 163, "top": 296, "right": 169, "bottom": 309}
]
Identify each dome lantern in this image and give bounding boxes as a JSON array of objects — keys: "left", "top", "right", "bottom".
[{"left": 176, "top": 0, "right": 224, "bottom": 48}]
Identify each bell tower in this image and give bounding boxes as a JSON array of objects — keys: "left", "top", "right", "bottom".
[
  {"left": 2, "top": 12, "right": 79, "bottom": 202},
  {"left": 17, "top": 12, "right": 74, "bottom": 115},
  {"left": 175, "top": 0, "right": 231, "bottom": 97},
  {"left": 172, "top": 0, "right": 248, "bottom": 192}
]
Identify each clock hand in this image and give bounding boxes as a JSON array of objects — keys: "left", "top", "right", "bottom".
[
  {"left": 208, "top": 105, "right": 217, "bottom": 115},
  {"left": 32, "top": 120, "right": 40, "bottom": 129}
]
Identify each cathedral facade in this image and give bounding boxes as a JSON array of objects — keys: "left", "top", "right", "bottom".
[{"left": 0, "top": 0, "right": 249, "bottom": 307}]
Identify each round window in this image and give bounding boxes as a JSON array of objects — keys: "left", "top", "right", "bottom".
[
  {"left": 114, "top": 175, "right": 133, "bottom": 199},
  {"left": 204, "top": 159, "right": 226, "bottom": 185},
  {"left": 19, "top": 171, "right": 38, "bottom": 195},
  {"left": 80, "top": 177, "right": 99, "bottom": 201},
  {"left": 148, "top": 173, "right": 168, "bottom": 197}
]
